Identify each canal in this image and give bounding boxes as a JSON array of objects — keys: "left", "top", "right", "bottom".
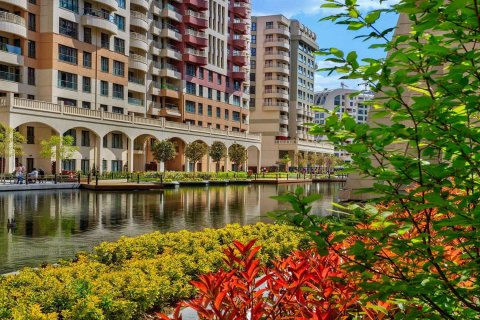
[{"left": 0, "top": 183, "right": 341, "bottom": 274}]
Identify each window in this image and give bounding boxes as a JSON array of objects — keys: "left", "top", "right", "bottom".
[
  {"left": 81, "top": 159, "right": 90, "bottom": 174},
  {"left": 63, "top": 159, "right": 76, "bottom": 171},
  {"left": 186, "top": 82, "right": 196, "bottom": 95},
  {"left": 216, "top": 91, "right": 221, "bottom": 101},
  {"left": 198, "top": 67, "right": 204, "bottom": 79},
  {"left": 225, "top": 93, "right": 229, "bottom": 102},
  {"left": 83, "top": 52, "right": 92, "bottom": 68},
  {"left": 224, "top": 109, "right": 229, "bottom": 120},
  {"left": 233, "top": 96, "right": 240, "bottom": 106},
  {"left": 251, "top": 35, "right": 256, "bottom": 44},
  {"left": 251, "top": 48, "right": 256, "bottom": 56},
  {"left": 27, "top": 126, "right": 34, "bottom": 144},
  {"left": 59, "top": 45, "right": 77, "bottom": 64},
  {"left": 58, "top": 97, "right": 77, "bottom": 106},
  {"left": 58, "top": 71, "right": 77, "bottom": 90},
  {"left": 226, "top": 77, "right": 230, "bottom": 88},
  {"left": 117, "top": 0, "right": 126, "bottom": 9},
  {"left": 100, "top": 81, "right": 108, "bottom": 96},
  {"left": 101, "top": 57, "right": 109, "bottom": 72},
  {"left": 82, "top": 101, "right": 91, "bottom": 109},
  {"left": 112, "top": 106, "right": 124, "bottom": 114},
  {"left": 102, "top": 159, "right": 107, "bottom": 172},
  {"left": 198, "top": 103, "right": 203, "bottom": 115},
  {"left": 186, "top": 64, "right": 196, "bottom": 77},
  {"left": 216, "top": 107, "right": 221, "bottom": 118},
  {"left": 114, "top": 14, "right": 125, "bottom": 31},
  {"left": 103, "top": 135, "right": 108, "bottom": 147},
  {"left": 207, "top": 105, "right": 212, "bottom": 116},
  {"left": 233, "top": 111, "right": 240, "bottom": 122},
  {"left": 252, "top": 22, "right": 256, "bottom": 31},
  {"left": 84, "top": 27, "right": 92, "bottom": 43},
  {"left": 111, "top": 160, "right": 123, "bottom": 172},
  {"left": 101, "top": 33, "right": 109, "bottom": 49},
  {"left": 81, "top": 130, "right": 90, "bottom": 147},
  {"left": 64, "top": 129, "right": 77, "bottom": 145},
  {"left": 186, "top": 100, "right": 195, "bottom": 113},
  {"left": 59, "top": 18, "right": 78, "bottom": 39},
  {"left": 27, "top": 68, "right": 35, "bottom": 85},
  {"left": 208, "top": 88, "right": 212, "bottom": 99},
  {"left": 100, "top": 104, "right": 108, "bottom": 111},
  {"left": 59, "top": 0, "right": 78, "bottom": 12},
  {"left": 199, "top": 85, "right": 203, "bottom": 97},
  {"left": 27, "top": 95, "right": 35, "bottom": 100},
  {"left": 112, "top": 133, "right": 123, "bottom": 148},
  {"left": 82, "top": 77, "right": 91, "bottom": 92},
  {"left": 217, "top": 74, "right": 222, "bottom": 84},
  {"left": 28, "top": 13, "right": 36, "bottom": 31},
  {"left": 112, "top": 84, "right": 124, "bottom": 99},
  {"left": 113, "top": 60, "right": 124, "bottom": 76},
  {"left": 265, "top": 21, "right": 273, "bottom": 29},
  {"left": 208, "top": 71, "right": 213, "bottom": 82},
  {"left": 28, "top": 41, "right": 36, "bottom": 58},
  {"left": 114, "top": 37, "right": 125, "bottom": 54},
  {"left": 198, "top": 121, "right": 203, "bottom": 126}
]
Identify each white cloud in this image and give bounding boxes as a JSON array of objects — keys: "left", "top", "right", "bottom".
[{"left": 252, "top": 0, "right": 399, "bottom": 18}]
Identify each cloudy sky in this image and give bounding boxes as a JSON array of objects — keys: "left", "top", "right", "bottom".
[{"left": 252, "top": 0, "right": 399, "bottom": 92}]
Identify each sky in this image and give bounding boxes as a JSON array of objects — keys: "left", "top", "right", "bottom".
[{"left": 252, "top": 0, "right": 400, "bottom": 92}]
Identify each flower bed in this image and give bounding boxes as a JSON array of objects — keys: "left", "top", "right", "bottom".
[{"left": 0, "top": 223, "right": 307, "bottom": 319}]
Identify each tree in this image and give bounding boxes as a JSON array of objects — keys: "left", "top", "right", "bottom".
[
  {"left": 0, "top": 124, "right": 25, "bottom": 176},
  {"left": 278, "top": 154, "right": 291, "bottom": 172},
  {"left": 228, "top": 144, "right": 247, "bottom": 172},
  {"left": 152, "top": 140, "right": 177, "bottom": 172},
  {"left": 185, "top": 141, "right": 208, "bottom": 173},
  {"left": 209, "top": 141, "right": 227, "bottom": 172},
  {"left": 273, "top": 0, "right": 480, "bottom": 318},
  {"left": 40, "top": 135, "right": 79, "bottom": 173},
  {"left": 294, "top": 151, "right": 307, "bottom": 170}
]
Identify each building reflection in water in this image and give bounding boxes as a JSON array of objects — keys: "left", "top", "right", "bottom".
[{"left": 0, "top": 183, "right": 341, "bottom": 273}]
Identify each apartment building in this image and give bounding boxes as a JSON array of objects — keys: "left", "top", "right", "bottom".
[
  {"left": 0, "top": 0, "right": 258, "bottom": 174},
  {"left": 249, "top": 15, "right": 332, "bottom": 168},
  {"left": 314, "top": 88, "right": 373, "bottom": 162}
]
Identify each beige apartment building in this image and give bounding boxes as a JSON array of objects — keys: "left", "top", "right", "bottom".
[
  {"left": 0, "top": 0, "right": 259, "bottom": 174},
  {"left": 249, "top": 15, "right": 333, "bottom": 169}
]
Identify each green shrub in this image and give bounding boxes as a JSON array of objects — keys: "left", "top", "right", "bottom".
[{"left": 0, "top": 223, "right": 306, "bottom": 319}]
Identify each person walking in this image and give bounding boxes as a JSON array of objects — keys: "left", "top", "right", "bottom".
[{"left": 15, "top": 163, "right": 24, "bottom": 184}]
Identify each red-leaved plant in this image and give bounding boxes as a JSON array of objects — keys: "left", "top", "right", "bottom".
[{"left": 156, "top": 240, "right": 392, "bottom": 319}]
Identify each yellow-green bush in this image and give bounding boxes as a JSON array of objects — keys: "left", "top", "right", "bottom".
[{"left": 0, "top": 223, "right": 307, "bottom": 319}]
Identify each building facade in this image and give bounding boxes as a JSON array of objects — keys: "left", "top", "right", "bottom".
[
  {"left": 314, "top": 88, "right": 373, "bottom": 162},
  {"left": 248, "top": 15, "right": 332, "bottom": 168},
  {"left": 0, "top": 0, "right": 258, "bottom": 173}
]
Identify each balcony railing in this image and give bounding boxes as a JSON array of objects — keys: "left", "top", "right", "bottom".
[
  {"left": 0, "top": 71, "right": 20, "bottom": 82},
  {"left": 153, "top": 82, "right": 179, "bottom": 91},
  {"left": 128, "top": 76, "right": 145, "bottom": 85},
  {"left": 83, "top": 8, "right": 115, "bottom": 23},
  {"left": 0, "top": 43, "right": 22, "bottom": 55},
  {"left": 130, "top": 32, "right": 147, "bottom": 43},
  {"left": 185, "top": 10, "right": 207, "bottom": 19},
  {"left": 130, "top": 10, "right": 148, "bottom": 22},
  {"left": 185, "top": 47, "right": 206, "bottom": 56},
  {"left": 129, "top": 53, "right": 147, "bottom": 63},
  {"left": 0, "top": 11, "right": 25, "bottom": 26},
  {"left": 128, "top": 97, "right": 144, "bottom": 106},
  {"left": 58, "top": 80, "right": 78, "bottom": 90},
  {"left": 164, "top": 3, "right": 181, "bottom": 13},
  {"left": 185, "top": 28, "right": 207, "bottom": 38}
]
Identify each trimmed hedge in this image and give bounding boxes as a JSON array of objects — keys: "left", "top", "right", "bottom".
[{"left": 0, "top": 223, "right": 307, "bottom": 319}]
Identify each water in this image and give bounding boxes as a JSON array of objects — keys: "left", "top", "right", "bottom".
[{"left": 0, "top": 183, "right": 341, "bottom": 274}]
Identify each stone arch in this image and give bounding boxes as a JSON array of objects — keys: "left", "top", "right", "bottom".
[
  {"left": 102, "top": 129, "right": 131, "bottom": 173},
  {"left": 209, "top": 140, "right": 228, "bottom": 173},
  {"left": 246, "top": 145, "right": 262, "bottom": 173},
  {"left": 14, "top": 121, "right": 61, "bottom": 174},
  {"left": 133, "top": 134, "right": 160, "bottom": 172},
  {"left": 165, "top": 137, "right": 187, "bottom": 171},
  {"left": 62, "top": 126, "right": 101, "bottom": 174},
  {"left": 187, "top": 139, "right": 209, "bottom": 172}
]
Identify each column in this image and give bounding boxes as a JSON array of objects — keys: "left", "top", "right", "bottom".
[
  {"left": 184, "top": 154, "right": 190, "bottom": 172},
  {"left": 127, "top": 137, "right": 134, "bottom": 173},
  {"left": 96, "top": 136, "right": 104, "bottom": 174},
  {"left": 5, "top": 129, "right": 15, "bottom": 175},
  {"left": 256, "top": 149, "right": 262, "bottom": 173},
  {"left": 56, "top": 138, "right": 63, "bottom": 174},
  {"left": 206, "top": 154, "right": 211, "bottom": 172},
  {"left": 225, "top": 157, "right": 230, "bottom": 172}
]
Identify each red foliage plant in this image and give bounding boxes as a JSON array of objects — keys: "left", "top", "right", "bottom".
[{"left": 156, "top": 240, "right": 391, "bottom": 320}]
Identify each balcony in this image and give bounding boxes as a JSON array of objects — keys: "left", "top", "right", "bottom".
[
  {"left": 264, "top": 76, "right": 289, "bottom": 88},
  {"left": 128, "top": 97, "right": 144, "bottom": 106},
  {"left": 160, "top": 45, "right": 183, "bottom": 60},
  {"left": 130, "top": 0, "right": 149, "bottom": 10},
  {"left": 232, "top": 37, "right": 247, "bottom": 50},
  {"left": 130, "top": 10, "right": 149, "bottom": 30},
  {"left": 82, "top": 8, "right": 118, "bottom": 35},
  {"left": 265, "top": 26, "right": 290, "bottom": 37},
  {"left": 278, "top": 127, "right": 288, "bottom": 137},
  {"left": 232, "top": 53, "right": 248, "bottom": 66},
  {"left": 184, "top": 0, "right": 208, "bottom": 10},
  {"left": 128, "top": 76, "right": 145, "bottom": 93},
  {"left": 129, "top": 53, "right": 148, "bottom": 72},
  {"left": 152, "top": 82, "right": 180, "bottom": 99},
  {"left": 264, "top": 102, "right": 289, "bottom": 113},
  {"left": 0, "top": 12, "right": 27, "bottom": 38},
  {"left": 183, "top": 48, "right": 207, "bottom": 65},
  {"left": 160, "top": 24, "right": 182, "bottom": 41},
  {"left": 158, "top": 103, "right": 182, "bottom": 118},
  {"left": 161, "top": 4, "right": 182, "bottom": 22},
  {"left": 183, "top": 29, "right": 208, "bottom": 47},
  {"left": 264, "top": 90, "right": 289, "bottom": 100},
  {"left": 153, "top": 62, "right": 181, "bottom": 78},
  {"left": 0, "top": 43, "right": 24, "bottom": 66},
  {"left": 2, "top": 0, "right": 27, "bottom": 10},
  {"left": 265, "top": 38, "right": 290, "bottom": 49},
  {"left": 130, "top": 32, "right": 148, "bottom": 52},
  {"left": 264, "top": 64, "right": 290, "bottom": 75},
  {"left": 90, "top": 0, "right": 117, "bottom": 11},
  {"left": 232, "top": 69, "right": 246, "bottom": 81},
  {"left": 232, "top": 3, "right": 249, "bottom": 18},
  {"left": 233, "top": 21, "right": 248, "bottom": 34},
  {"left": 280, "top": 115, "right": 289, "bottom": 125},
  {"left": 264, "top": 52, "right": 290, "bottom": 62},
  {"left": 184, "top": 10, "right": 208, "bottom": 28}
]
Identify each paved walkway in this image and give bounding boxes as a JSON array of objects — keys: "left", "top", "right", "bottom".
[{"left": 0, "top": 182, "right": 80, "bottom": 192}]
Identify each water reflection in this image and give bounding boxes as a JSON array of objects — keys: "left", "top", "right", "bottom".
[{"left": 0, "top": 183, "right": 341, "bottom": 273}]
